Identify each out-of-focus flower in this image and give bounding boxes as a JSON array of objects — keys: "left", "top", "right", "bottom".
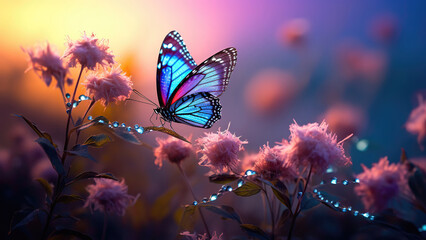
[
  {"left": 31, "top": 158, "right": 57, "bottom": 183},
  {"left": 197, "top": 128, "right": 247, "bottom": 173},
  {"left": 322, "top": 103, "right": 366, "bottom": 139},
  {"left": 154, "top": 136, "right": 193, "bottom": 168},
  {"left": 337, "top": 44, "right": 387, "bottom": 83},
  {"left": 84, "top": 178, "right": 138, "bottom": 216},
  {"left": 370, "top": 14, "right": 398, "bottom": 43},
  {"left": 245, "top": 69, "right": 300, "bottom": 116},
  {"left": 63, "top": 32, "right": 114, "bottom": 70},
  {"left": 278, "top": 18, "right": 310, "bottom": 47},
  {"left": 354, "top": 157, "right": 407, "bottom": 213},
  {"left": 254, "top": 143, "right": 298, "bottom": 180},
  {"left": 180, "top": 231, "right": 223, "bottom": 240},
  {"left": 285, "top": 121, "right": 351, "bottom": 174},
  {"left": 23, "top": 43, "right": 68, "bottom": 88},
  {"left": 241, "top": 153, "right": 258, "bottom": 173},
  {"left": 0, "top": 149, "right": 10, "bottom": 180},
  {"left": 83, "top": 66, "right": 133, "bottom": 106},
  {"left": 405, "top": 97, "right": 426, "bottom": 148}
]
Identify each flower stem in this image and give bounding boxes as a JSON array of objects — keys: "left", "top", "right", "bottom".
[
  {"left": 75, "top": 99, "right": 95, "bottom": 145},
  {"left": 62, "top": 65, "right": 84, "bottom": 162},
  {"left": 262, "top": 186, "right": 275, "bottom": 240},
  {"left": 176, "top": 164, "right": 211, "bottom": 238},
  {"left": 288, "top": 165, "right": 313, "bottom": 240}
]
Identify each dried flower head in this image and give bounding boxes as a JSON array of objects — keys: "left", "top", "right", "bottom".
[
  {"left": 84, "top": 178, "right": 138, "bottom": 216},
  {"left": 354, "top": 157, "right": 407, "bottom": 212},
  {"left": 406, "top": 96, "right": 426, "bottom": 149},
  {"left": 63, "top": 32, "right": 114, "bottom": 70},
  {"left": 154, "top": 136, "right": 193, "bottom": 168},
  {"left": 83, "top": 66, "right": 133, "bottom": 106},
  {"left": 286, "top": 121, "right": 351, "bottom": 174},
  {"left": 180, "top": 231, "right": 223, "bottom": 240},
  {"left": 23, "top": 43, "right": 68, "bottom": 88},
  {"left": 197, "top": 128, "right": 247, "bottom": 173},
  {"left": 254, "top": 143, "right": 298, "bottom": 180}
]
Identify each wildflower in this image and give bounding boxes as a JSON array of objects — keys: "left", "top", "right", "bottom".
[
  {"left": 278, "top": 18, "right": 310, "bottom": 47},
  {"left": 323, "top": 103, "right": 366, "bottom": 139},
  {"left": 354, "top": 157, "right": 407, "bottom": 212},
  {"left": 82, "top": 66, "right": 133, "bottom": 106},
  {"left": 254, "top": 143, "right": 298, "bottom": 180},
  {"left": 245, "top": 69, "right": 299, "bottom": 115},
  {"left": 63, "top": 32, "right": 114, "bottom": 70},
  {"left": 180, "top": 231, "right": 223, "bottom": 240},
  {"left": 286, "top": 121, "right": 351, "bottom": 174},
  {"left": 197, "top": 128, "right": 247, "bottom": 173},
  {"left": 154, "top": 136, "right": 193, "bottom": 168},
  {"left": 84, "top": 178, "right": 138, "bottom": 216},
  {"left": 405, "top": 96, "right": 426, "bottom": 148},
  {"left": 23, "top": 43, "right": 68, "bottom": 88}
]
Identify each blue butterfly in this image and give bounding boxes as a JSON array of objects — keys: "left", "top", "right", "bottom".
[{"left": 145, "top": 30, "right": 237, "bottom": 128}]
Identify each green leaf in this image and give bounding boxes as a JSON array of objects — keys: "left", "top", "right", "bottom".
[
  {"left": 36, "top": 138, "right": 65, "bottom": 175},
  {"left": 10, "top": 209, "right": 47, "bottom": 232},
  {"left": 209, "top": 174, "right": 239, "bottom": 184},
  {"left": 233, "top": 181, "right": 261, "bottom": 197},
  {"left": 144, "top": 126, "right": 190, "bottom": 143},
  {"left": 240, "top": 224, "right": 270, "bottom": 240},
  {"left": 66, "top": 171, "right": 117, "bottom": 186},
  {"left": 67, "top": 144, "right": 97, "bottom": 162},
  {"left": 178, "top": 205, "right": 197, "bottom": 232},
  {"left": 277, "top": 209, "right": 291, "bottom": 232},
  {"left": 270, "top": 180, "right": 292, "bottom": 210},
  {"left": 409, "top": 168, "right": 426, "bottom": 205},
  {"left": 301, "top": 192, "right": 320, "bottom": 210},
  {"left": 15, "top": 114, "right": 57, "bottom": 147},
  {"left": 36, "top": 178, "right": 52, "bottom": 197},
  {"left": 83, "top": 134, "right": 112, "bottom": 147},
  {"left": 73, "top": 116, "right": 109, "bottom": 133},
  {"left": 57, "top": 195, "right": 84, "bottom": 204},
  {"left": 202, "top": 205, "right": 242, "bottom": 224},
  {"left": 50, "top": 228, "right": 92, "bottom": 240},
  {"left": 111, "top": 127, "right": 141, "bottom": 145}
]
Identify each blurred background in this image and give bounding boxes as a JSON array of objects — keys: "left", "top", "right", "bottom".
[{"left": 1, "top": 0, "right": 426, "bottom": 239}]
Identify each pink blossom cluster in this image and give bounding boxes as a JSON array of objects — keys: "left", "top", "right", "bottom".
[
  {"left": 406, "top": 96, "right": 426, "bottom": 148},
  {"left": 154, "top": 136, "right": 193, "bottom": 168}
]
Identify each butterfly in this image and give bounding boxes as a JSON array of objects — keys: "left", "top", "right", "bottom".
[{"left": 136, "top": 30, "right": 237, "bottom": 128}]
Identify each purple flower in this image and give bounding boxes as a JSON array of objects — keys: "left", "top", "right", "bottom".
[
  {"left": 180, "top": 231, "right": 223, "bottom": 240},
  {"left": 84, "top": 178, "right": 138, "bottom": 216},
  {"left": 154, "top": 136, "right": 193, "bottom": 168},
  {"left": 354, "top": 157, "right": 407, "bottom": 213},
  {"left": 83, "top": 66, "right": 133, "bottom": 106},
  {"left": 22, "top": 43, "right": 68, "bottom": 88},
  {"left": 285, "top": 121, "right": 351, "bottom": 174},
  {"left": 197, "top": 128, "right": 247, "bottom": 173},
  {"left": 406, "top": 96, "right": 426, "bottom": 148},
  {"left": 254, "top": 143, "right": 298, "bottom": 180},
  {"left": 63, "top": 32, "right": 114, "bottom": 70}
]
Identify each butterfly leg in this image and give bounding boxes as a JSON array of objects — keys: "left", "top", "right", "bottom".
[{"left": 149, "top": 111, "right": 156, "bottom": 126}]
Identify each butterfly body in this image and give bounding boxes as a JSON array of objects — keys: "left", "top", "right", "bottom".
[{"left": 154, "top": 31, "right": 237, "bottom": 128}]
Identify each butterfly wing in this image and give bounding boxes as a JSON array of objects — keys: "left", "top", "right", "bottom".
[
  {"left": 168, "top": 92, "right": 221, "bottom": 128},
  {"left": 168, "top": 48, "right": 237, "bottom": 106},
  {"left": 157, "top": 31, "right": 197, "bottom": 107}
]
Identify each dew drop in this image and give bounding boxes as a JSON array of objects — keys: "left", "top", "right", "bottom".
[
  {"left": 202, "top": 198, "right": 208, "bottom": 203},
  {"left": 362, "top": 212, "right": 369, "bottom": 218},
  {"left": 66, "top": 109, "right": 70, "bottom": 114},
  {"left": 226, "top": 186, "right": 233, "bottom": 192},
  {"left": 72, "top": 102, "right": 78, "bottom": 108},
  {"left": 356, "top": 139, "right": 369, "bottom": 152},
  {"left": 237, "top": 180, "right": 244, "bottom": 188},
  {"left": 121, "top": 123, "right": 126, "bottom": 127},
  {"left": 369, "top": 215, "right": 374, "bottom": 221},
  {"left": 66, "top": 102, "right": 72, "bottom": 108},
  {"left": 134, "top": 124, "right": 139, "bottom": 129},
  {"left": 112, "top": 121, "right": 119, "bottom": 128},
  {"left": 313, "top": 189, "right": 318, "bottom": 193},
  {"left": 342, "top": 208, "right": 347, "bottom": 212},
  {"left": 66, "top": 93, "right": 71, "bottom": 99},
  {"left": 192, "top": 201, "right": 198, "bottom": 206},
  {"left": 354, "top": 178, "right": 360, "bottom": 183},
  {"left": 88, "top": 116, "right": 93, "bottom": 121},
  {"left": 348, "top": 206, "right": 352, "bottom": 211},
  {"left": 334, "top": 202, "right": 340, "bottom": 208},
  {"left": 136, "top": 127, "right": 144, "bottom": 134},
  {"left": 98, "top": 120, "right": 105, "bottom": 124},
  {"left": 331, "top": 177, "right": 337, "bottom": 184},
  {"left": 209, "top": 194, "right": 218, "bottom": 201},
  {"left": 342, "top": 180, "right": 349, "bottom": 185},
  {"left": 126, "top": 126, "right": 132, "bottom": 132},
  {"left": 320, "top": 181, "right": 325, "bottom": 185},
  {"left": 245, "top": 169, "right": 256, "bottom": 176},
  {"left": 221, "top": 185, "right": 227, "bottom": 192},
  {"left": 108, "top": 124, "right": 112, "bottom": 128},
  {"left": 79, "top": 95, "right": 86, "bottom": 101},
  {"left": 353, "top": 210, "right": 359, "bottom": 216}
]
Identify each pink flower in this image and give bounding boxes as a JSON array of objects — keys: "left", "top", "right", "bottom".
[
  {"left": 197, "top": 128, "right": 247, "bottom": 173},
  {"left": 154, "top": 136, "right": 193, "bottom": 168},
  {"left": 405, "top": 96, "right": 426, "bottom": 148},
  {"left": 245, "top": 69, "right": 300, "bottom": 115},
  {"left": 278, "top": 18, "right": 310, "bottom": 47},
  {"left": 22, "top": 43, "right": 68, "bottom": 88},
  {"left": 180, "top": 231, "right": 223, "bottom": 240},
  {"left": 84, "top": 178, "right": 138, "bottom": 216},
  {"left": 82, "top": 66, "right": 133, "bottom": 106},
  {"left": 323, "top": 103, "right": 366, "bottom": 139},
  {"left": 254, "top": 143, "right": 298, "bottom": 180},
  {"left": 354, "top": 157, "right": 407, "bottom": 213},
  {"left": 63, "top": 32, "right": 114, "bottom": 70},
  {"left": 285, "top": 121, "right": 351, "bottom": 174}
]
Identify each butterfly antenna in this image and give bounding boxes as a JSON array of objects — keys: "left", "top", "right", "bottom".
[
  {"left": 132, "top": 89, "right": 158, "bottom": 107},
  {"left": 126, "top": 98, "right": 154, "bottom": 106}
]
